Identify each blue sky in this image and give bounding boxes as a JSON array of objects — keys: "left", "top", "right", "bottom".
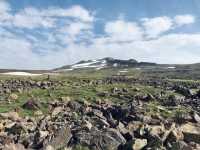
[{"left": 0, "top": 0, "right": 200, "bottom": 69}]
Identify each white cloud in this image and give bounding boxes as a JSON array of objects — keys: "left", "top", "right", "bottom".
[
  {"left": 67, "top": 22, "right": 92, "bottom": 36},
  {"left": 0, "top": 34, "right": 39, "bottom": 69},
  {"left": 0, "top": 0, "right": 12, "bottom": 25},
  {"left": 42, "top": 5, "right": 94, "bottom": 22},
  {"left": 141, "top": 15, "right": 196, "bottom": 38},
  {"left": 21, "top": 5, "right": 94, "bottom": 22},
  {"left": 13, "top": 11, "right": 55, "bottom": 29},
  {"left": 0, "top": 2, "right": 94, "bottom": 29},
  {"left": 105, "top": 20, "right": 143, "bottom": 42},
  {"left": 142, "top": 17, "right": 173, "bottom": 38},
  {"left": 174, "top": 14, "right": 195, "bottom": 26},
  {"left": 0, "top": 0, "right": 10, "bottom": 13},
  {"left": 59, "top": 22, "right": 92, "bottom": 42}
]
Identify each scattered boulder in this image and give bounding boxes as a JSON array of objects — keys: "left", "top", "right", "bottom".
[
  {"left": 0, "top": 112, "right": 21, "bottom": 121},
  {"left": 75, "top": 128, "right": 126, "bottom": 150},
  {"left": 22, "top": 99, "right": 41, "bottom": 110},
  {"left": 46, "top": 127, "right": 72, "bottom": 149},
  {"left": 0, "top": 78, "right": 200, "bottom": 149},
  {"left": 180, "top": 123, "right": 200, "bottom": 144},
  {"left": 2, "top": 143, "right": 26, "bottom": 150}
]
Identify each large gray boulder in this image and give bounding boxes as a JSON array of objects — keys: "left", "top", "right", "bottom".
[{"left": 74, "top": 128, "right": 126, "bottom": 150}]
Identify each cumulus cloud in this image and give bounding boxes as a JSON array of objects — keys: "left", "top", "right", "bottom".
[
  {"left": 142, "top": 17, "right": 173, "bottom": 38},
  {"left": 105, "top": 20, "right": 143, "bottom": 42},
  {"left": 0, "top": 2, "right": 93, "bottom": 29},
  {"left": 13, "top": 10, "right": 55, "bottom": 29},
  {"left": 0, "top": 0, "right": 198, "bottom": 69},
  {"left": 58, "top": 22, "right": 93, "bottom": 44},
  {"left": 174, "top": 14, "right": 195, "bottom": 26},
  {"left": 42, "top": 5, "right": 94, "bottom": 22},
  {"left": 142, "top": 15, "right": 195, "bottom": 38}
]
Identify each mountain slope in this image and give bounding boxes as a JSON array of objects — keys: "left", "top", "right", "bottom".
[{"left": 54, "top": 57, "right": 157, "bottom": 71}]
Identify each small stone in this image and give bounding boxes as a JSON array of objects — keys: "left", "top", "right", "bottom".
[
  {"left": 4, "top": 88, "right": 11, "bottom": 94},
  {"left": 82, "top": 120, "right": 92, "bottom": 131},
  {"left": 132, "top": 139, "right": 147, "bottom": 150},
  {"left": 83, "top": 100, "right": 90, "bottom": 106},
  {"left": 92, "top": 109, "right": 103, "bottom": 118},
  {"left": 8, "top": 93, "right": 18, "bottom": 101},
  {"left": 0, "top": 122, "right": 4, "bottom": 131},
  {"left": 34, "top": 110, "right": 43, "bottom": 116},
  {"left": 52, "top": 106, "right": 63, "bottom": 116},
  {"left": 193, "top": 112, "right": 200, "bottom": 123},
  {"left": 117, "top": 122, "right": 129, "bottom": 135},
  {"left": 60, "top": 96, "right": 71, "bottom": 102},
  {"left": 44, "top": 145, "right": 54, "bottom": 150},
  {"left": 127, "top": 121, "right": 143, "bottom": 133},
  {"left": 17, "top": 88, "right": 23, "bottom": 93},
  {"left": 68, "top": 101, "right": 81, "bottom": 111},
  {"left": 149, "top": 124, "right": 165, "bottom": 137},
  {"left": 39, "top": 130, "right": 49, "bottom": 139}
]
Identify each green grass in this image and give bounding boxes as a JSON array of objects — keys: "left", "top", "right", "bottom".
[
  {"left": 0, "top": 69, "right": 197, "bottom": 118},
  {"left": 144, "top": 101, "right": 191, "bottom": 119}
]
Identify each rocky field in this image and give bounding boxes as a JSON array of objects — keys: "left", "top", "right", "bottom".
[{"left": 0, "top": 68, "right": 200, "bottom": 150}]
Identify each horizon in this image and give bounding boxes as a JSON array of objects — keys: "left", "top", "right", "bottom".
[
  {"left": 1, "top": 57, "right": 200, "bottom": 70},
  {"left": 1, "top": 0, "right": 200, "bottom": 69}
]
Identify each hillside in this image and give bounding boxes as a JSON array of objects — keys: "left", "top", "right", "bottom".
[{"left": 54, "top": 57, "right": 157, "bottom": 71}]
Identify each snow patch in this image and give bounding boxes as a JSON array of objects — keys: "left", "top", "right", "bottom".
[
  {"left": 167, "top": 66, "right": 176, "bottom": 69},
  {"left": 72, "top": 60, "right": 99, "bottom": 68},
  {"left": 1, "top": 72, "right": 42, "bottom": 76},
  {"left": 119, "top": 70, "right": 128, "bottom": 73},
  {"left": 71, "top": 60, "right": 107, "bottom": 69},
  {"left": 113, "top": 63, "right": 118, "bottom": 67},
  {"left": 62, "top": 68, "right": 74, "bottom": 71},
  {"left": 119, "top": 69, "right": 128, "bottom": 73},
  {"left": 135, "top": 68, "right": 141, "bottom": 70}
]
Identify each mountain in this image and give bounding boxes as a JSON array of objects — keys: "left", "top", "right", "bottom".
[{"left": 54, "top": 57, "right": 157, "bottom": 71}]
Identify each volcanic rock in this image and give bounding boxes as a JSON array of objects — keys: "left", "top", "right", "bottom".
[
  {"left": 46, "top": 127, "right": 72, "bottom": 149},
  {"left": 22, "top": 99, "right": 41, "bottom": 110},
  {"left": 132, "top": 138, "right": 147, "bottom": 150},
  {"left": 180, "top": 123, "right": 200, "bottom": 144}
]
